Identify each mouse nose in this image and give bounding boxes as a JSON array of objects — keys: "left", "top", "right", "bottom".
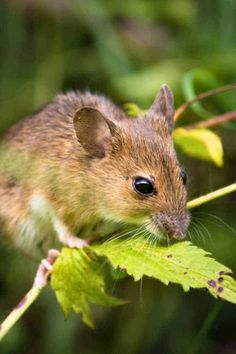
[
  {"left": 167, "top": 226, "right": 186, "bottom": 240},
  {"left": 153, "top": 211, "right": 190, "bottom": 240}
]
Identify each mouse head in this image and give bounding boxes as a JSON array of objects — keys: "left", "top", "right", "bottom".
[{"left": 73, "top": 85, "right": 190, "bottom": 241}]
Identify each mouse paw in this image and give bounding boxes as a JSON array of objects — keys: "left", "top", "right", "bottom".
[
  {"left": 64, "top": 235, "right": 88, "bottom": 249},
  {"left": 33, "top": 249, "right": 60, "bottom": 289}
]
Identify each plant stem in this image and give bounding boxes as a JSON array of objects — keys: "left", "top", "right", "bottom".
[
  {"left": 0, "top": 286, "right": 42, "bottom": 342},
  {"left": 184, "top": 111, "right": 236, "bottom": 130},
  {"left": 174, "top": 83, "right": 236, "bottom": 121},
  {"left": 187, "top": 182, "right": 236, "bottom": 209}
]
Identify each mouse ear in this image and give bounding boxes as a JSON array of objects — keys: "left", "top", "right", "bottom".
[
  {"left": 150, "top": 84, "right": 175, "bottom": 133},
  {"left": 73, "top": 107, "right": 116, "bottom": 158}
]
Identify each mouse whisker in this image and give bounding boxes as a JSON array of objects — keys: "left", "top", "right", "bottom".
[
  {"left": 193, "top": 212, "right": 236, "bottom": 236},
  {"left": 189, "top": 220, "right": 208, "bottom": 247},
  {"left": 104, "top": 225, "right": 143, "bottom": 244}
]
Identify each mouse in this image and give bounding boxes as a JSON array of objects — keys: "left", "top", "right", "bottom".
[{"left": 0, "top": 84, "right": 190, "bottom": 269}]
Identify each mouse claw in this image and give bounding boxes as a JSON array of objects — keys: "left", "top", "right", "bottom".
[{"left": 33, "top": 249, "right": 60, "bottom": 289}]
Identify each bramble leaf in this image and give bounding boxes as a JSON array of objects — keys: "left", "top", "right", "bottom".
[
  {"left": 51, "top": 238, "right": 236, "bottom": 328},
  {"left": 94, "top": 238, "right": 236, "bottom": 302},
  {"left": 51, "top": 248, "right": 125, "bottom": 328},
  {"left": 173, "top": 128, "right": 224, "bottom": 167}
]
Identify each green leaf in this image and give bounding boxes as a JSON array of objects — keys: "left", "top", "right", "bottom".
[
  {"left": 94, "top": 238, "right": 236, "bottom": 303},
  {"left": 123, "top": 103, "right": 146, "bottom": 117},
  {"left": 51, "top": 248, "right": 125, "bottom": 328},
  {"left": 173, "top": 128, "right": 224, "bottom": 167},
  {"left": 182, "top": 69, "right": 221, "bottom": 118},
  {"left": 51, "top": 237, "right": 236, "bottom": 328}
]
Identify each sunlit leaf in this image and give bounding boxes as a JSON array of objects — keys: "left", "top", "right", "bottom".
[
  {"left": 52, "top": 237, "right": 236, "bottom": 328},
  {"left": 94, "top": 238, "right": 236, "bottom": 302},
  {"left": 173, "top": 128, "right": 224, "bottom": 167},
  {"left": 51, "top": 248, "right": 125, "bottom": 328}
]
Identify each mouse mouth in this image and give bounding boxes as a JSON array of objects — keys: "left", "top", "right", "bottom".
[{"left": 148, "top": 211, "right": 190, "bottom": 241}]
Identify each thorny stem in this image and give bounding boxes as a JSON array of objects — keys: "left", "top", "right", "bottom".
[
  {"left": 1, "top": 183, "right": 236, "bottom": 341},
  {"left": 174, "top": 83, "right": 236, "bottom": 121},
  {"left": 0, "top": 287, "right": 42, "bottom": 342},
  {"left": 187, "top": 182, "right": 236, "bottom": 209},
  {"left": 184, "top": 111, "right": 236, "bottom": 130}
]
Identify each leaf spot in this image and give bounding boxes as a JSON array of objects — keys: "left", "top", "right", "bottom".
[
  {"left": 218, "top": 277, "right": 224, "bottom": 283},
  {"left": 207, "top": 280, "right": 216, "bottom": 287},
  {"left": 217, "top": 286, "right": 224, "bottom": 293}
]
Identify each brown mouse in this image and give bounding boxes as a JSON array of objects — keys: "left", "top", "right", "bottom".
[{"left": 0, "top": 85, "right": 190, "bottom": 261}]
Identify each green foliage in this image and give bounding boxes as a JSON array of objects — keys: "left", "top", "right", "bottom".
[
  {"left": 182, "top": 69, "right": 220, "bottom": 118},
  {"left": 1, "top": 0, "right": 236, "bottom": 352},
  {"left": 173, "top": 128, "right": 224, "bottom": 167},
  {"left": 51, "top": 248, "right": 125, "bottom": 328},
  {"left": 112, "top": 61, "right": 186, "bottom": 104},
  {"left": 51, "top": 238, "right": 236, "bottom": 328},
  {"left": 123, "top": 103, "right": 146, "bottom": 117}
]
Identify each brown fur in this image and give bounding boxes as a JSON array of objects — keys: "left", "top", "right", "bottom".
[{"left": 0, "top": 87, "right": 190, "bottom": 259}]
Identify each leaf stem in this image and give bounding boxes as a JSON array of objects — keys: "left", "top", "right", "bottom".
[
  {"left": 0, "top": 286, "right": 42, "bottom": 342},
  {"left": 187, "top": 182, "right": 236, "bottom": 209},
  {"left": 174, "top": 83, "right": 236, "bottom": 121},
  {"left": 184, "top": 111, "right": 236, "bottom": 130}
]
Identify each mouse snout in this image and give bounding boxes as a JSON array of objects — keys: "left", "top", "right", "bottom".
[{"left": 152, "top": 211, "right": 190, "bottom": 240}]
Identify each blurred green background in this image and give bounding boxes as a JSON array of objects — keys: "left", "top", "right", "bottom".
[{"left": 1, "top": 0, "right": 236, "bottom": 353}]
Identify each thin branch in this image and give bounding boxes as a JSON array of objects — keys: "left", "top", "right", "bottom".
[
  {"left": 0, "top": 287, "right": 42, "bottom": 342},
  {"left": 184, "top": 111, "right": 236, "bottom": 130},
  {"left": 187, "top": 182, "right": 236, "bottom": 209},
  {"left": 174, "top": 83, "right": 236, "bottom": 122}
]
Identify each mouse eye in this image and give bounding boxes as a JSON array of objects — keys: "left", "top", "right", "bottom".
[
  {"left": 132, "top": 176, "right": 155, "bottom": 196},
  {"left": 180, "top": 169, "right": 187, "bottom": 185}
]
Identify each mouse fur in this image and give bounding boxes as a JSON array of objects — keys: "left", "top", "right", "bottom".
[{"left": 0, "top": 85, "right": 190, "bottom": 259}]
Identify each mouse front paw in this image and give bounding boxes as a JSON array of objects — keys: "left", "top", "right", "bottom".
[{"left": 65, "top": 235, "right": 88, "bottom": 249}]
